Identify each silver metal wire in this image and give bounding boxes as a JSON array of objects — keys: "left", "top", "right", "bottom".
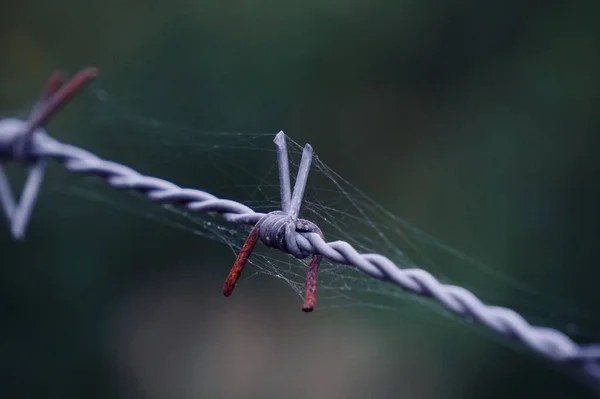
[{"left": 1, "top": 115, "right": 599, "bottom": 388}]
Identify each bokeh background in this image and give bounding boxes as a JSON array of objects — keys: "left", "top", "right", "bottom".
[{"left": 1, "top": 1, "right": 600, "bottom": 398}]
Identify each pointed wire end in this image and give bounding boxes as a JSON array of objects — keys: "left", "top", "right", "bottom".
[
  {"left": 301, "top": 254, "right": 320, "bottom": 313},
  {"left": 26, "top": 67, "right": 100, "bottom": 133},
  {"left": 78, "top": 67, "right": 100, "bottom": 81},
  {"left": 274, "top": 131, "right": 286, "bottom": 146},
  {"left": 70, "top": 66, "right": 99, "bottom": 78},
  {"left": 222, "top": 225, "right": 260, "bottom": 297},
  {"left": 222, "top": 282, "right": 235, "bottom": 297},
  {"left": 223, "top": 271, "right": 240, "bottom": 297},
  {"left": 58, "top": 67, "right": 99, "bottom": 96},
  {"left": 47, "top": 67, "right": 98, "bottom": 98},
  {"left": 301, "top": 304, "right": 315, "bottom": 313},
  {"left": 29, "top": 70, "right": 67, "bottom": 123},
  {"left": 65, "top": 67, "right": 99, "bottom": 92},
  {"left": 299, "top": 144, "right": 314, "bottom": 170},
  {"left": 43, "top": 71, "right": 67, "bottom": 98},
  {"left": 302, "top": 143, "right": 313, "bottom": 158},
  {"left": 10, "top": 224, "right": 26, "bottom": 241}
]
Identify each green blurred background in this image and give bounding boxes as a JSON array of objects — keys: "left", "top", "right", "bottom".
[{"left": 1, "top": 1, "right": 600, "bottom": 398}]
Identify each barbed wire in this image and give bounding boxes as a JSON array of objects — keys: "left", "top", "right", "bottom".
[{"left": 1, "top": 69, "right": 599, "bottom": 390}]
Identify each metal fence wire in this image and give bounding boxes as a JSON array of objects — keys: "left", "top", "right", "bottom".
[{"left": 1, "top": 68, "right": 599, "bottom": 390}]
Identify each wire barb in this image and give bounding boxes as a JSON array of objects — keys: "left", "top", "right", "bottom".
[
  {"left": 0, "top": 68, "right": 97, "bottom": 239},
  {"left": 223, "top": 132, "right": 323, "bottom": 312},
  {"left": 0, "top": 69, "right": 599, "bottom": 387}
]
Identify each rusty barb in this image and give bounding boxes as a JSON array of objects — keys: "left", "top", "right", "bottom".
[
  {"left": 223, "top": 132, "right": 324, "bottom": 312},
  {"left": 0, "top": 68, "right": 97, "bottom": 239}
]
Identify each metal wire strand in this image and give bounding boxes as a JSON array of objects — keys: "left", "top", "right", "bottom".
[{"left": 0, "top": 116, "right": 599, "bottom": 387}]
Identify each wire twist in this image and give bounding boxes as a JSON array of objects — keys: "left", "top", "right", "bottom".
[{"left": 1, "top": 69, "right": 599, "bottom": 388}]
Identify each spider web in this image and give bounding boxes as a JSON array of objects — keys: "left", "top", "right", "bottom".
[{"left": 35, "top": 84, "right": 600, "bottom": 347}]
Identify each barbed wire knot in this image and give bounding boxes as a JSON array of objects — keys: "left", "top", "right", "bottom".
[
  {"left": 257, "top": 210, "right": 323, "bottom": 259},
  {"left": 0, "top": 69, "right": 97, "bottom": 239},
  {"left": 0, "top": 119, "right": 38, "bottom": 162},
  {"left": 222, "top": 132, "right": 324, "bottom": 311}
]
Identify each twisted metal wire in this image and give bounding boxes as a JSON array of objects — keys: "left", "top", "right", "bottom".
[{"left": 1, "top": 117, "right": 599, "bottom": 386}]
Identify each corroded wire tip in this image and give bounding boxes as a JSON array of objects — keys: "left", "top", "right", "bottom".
[
  {"left": 29, "top": 67, "right": 99, "bottom": 130},
  {"left": 223, "top": 223, "right": 260, "bottom": 297},
  {"left": 301, "top": 254, "right": 321, "bottom": 312},
  {"left": 301, "top": 306, "right": 314, "bottom": 313},
  {"left": 222, "top": 279, "right": 236, "bottom": 297},
  {"left": 0, "top": 67, "right": 100, "bottom": 240},
  {"left": 41, "top": 71, "right": 67, "bottom": 100}
]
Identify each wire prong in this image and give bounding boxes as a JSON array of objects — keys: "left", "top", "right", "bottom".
[
  {"left": 274, "top": 131, "right": 291, "bottom": 213},
  {"left": 26, "top": 67, "right": 98, "bottom": 135},
  {"left": 289, "top": 144, "right": 313, "bottom": 221},
  {"left": 302, "top": 254, "right": 321, "bottom": 312},
  {"left": 16, "top": 71, "right": 68, "bottom": 159},
  {"left": 223, "top": 223, "right": 261, "bottom": 296},
  {"left": 0, "top": 166, "right": 17, "bottom": 222},
  {"left": 9, "top": 160, "right": 48, "bottom": 240},
  {"left": 36, "top": 71, "right": 66, "bottom": 106}
]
